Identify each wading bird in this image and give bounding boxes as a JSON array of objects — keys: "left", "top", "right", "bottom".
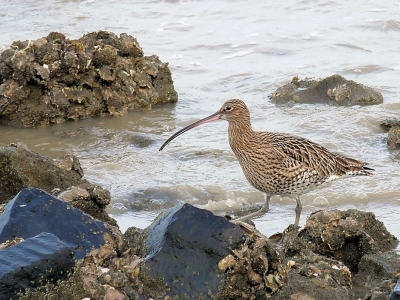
[{"left": 159, "top": 99, "right": 374, "bottom": 227}]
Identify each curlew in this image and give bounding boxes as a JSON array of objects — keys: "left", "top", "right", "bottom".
[{"left": 159, "top": 99, "right": 374, "bottom": 227}]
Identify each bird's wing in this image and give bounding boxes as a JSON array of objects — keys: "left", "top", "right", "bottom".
[{"left": 268, "top": 133, "right": 344, "bottom": 177}]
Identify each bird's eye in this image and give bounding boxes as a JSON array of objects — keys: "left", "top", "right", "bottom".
[{"left": 226, "top": 106, "right": 232, "bottom": 111}]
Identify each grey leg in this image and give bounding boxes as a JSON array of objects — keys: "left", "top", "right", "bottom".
[
  {"left": 233, "top": 194, "right": 270, "bottom": 223},
  {"left": 294, "top": 196, "right": 303, "bottom": 227}
]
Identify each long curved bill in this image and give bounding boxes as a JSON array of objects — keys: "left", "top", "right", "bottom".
[{"left": 159, "top": 111, "right": 222, "bottom": 151}]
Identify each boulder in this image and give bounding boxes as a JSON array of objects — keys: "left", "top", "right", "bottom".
[
  {"left": 380, "top": 118, "right": 400, "bottom": 131},
  {"left": 0, "top": 188, "right": 108, "bottom": 259},
  {"left": 216, "top": 234, "right": 289, "bottom": 299},
  {"left": 10, "top": 206, "right": 398, "bottom": 300},
  {"left": 0, "top": 232, "right": 75, "bottom": 299},
  {"left": 270, "top": 249, "right": 352, "bottom": 300},
  {"left": 365, "top": 278, "right": 400, "bottom": 300},
  {"left": 380, "top": 118, "right": 400, "bottom": 149},
  {"left": 0, "top": 31, "right": 178, "bottom": 128},
  {"left": 0, "top": 143, "right": 115, "bottom": 225},
  {"left": 270, "top": 74, "right": 383, "bottom": 106},
  {"left": 0, "top": 143, "right": 83, "bottom": 205},
  {"left": 387, "top": 127, "right": 400, "bottom": 149},
  {"left": 282, "top": 209, "right": 398, "bottom": 272},
  {"left": 57, "top": 183, "right": 117, "bottom": 226},
  {"left": 390, "top": 279, "right": 400, "bottom": 300},
  {"left": 354, "top": 251, "right": 400, "bottom": 288},
  {"left": 140, "top": 203, "right": 248, "bottom": 299}
]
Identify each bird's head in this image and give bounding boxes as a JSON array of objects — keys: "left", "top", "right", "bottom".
[
  {"left": 218, "top": 99, "right": 250, "bottom": 122},
  {"left": 159, "top": 99, "right": 250, "bottom": 151}
]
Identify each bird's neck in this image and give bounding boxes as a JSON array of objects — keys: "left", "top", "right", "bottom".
[{"left": 228, "top": 118, "right": 253, "bottom": 152}]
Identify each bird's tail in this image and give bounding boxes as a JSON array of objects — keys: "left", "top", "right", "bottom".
[{"left": 361, "top": 164, "right": 374, "bottom": 176}]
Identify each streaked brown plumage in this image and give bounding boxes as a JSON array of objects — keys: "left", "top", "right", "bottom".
[{"left": 159, "top": 99, "right": 374, "bottom": 226}]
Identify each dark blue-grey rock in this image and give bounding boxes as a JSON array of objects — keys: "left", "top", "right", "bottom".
[
  {"left": 390, "top": 279, "right": 400, "bottom": 300},
  {"left": 141, "top": 203, "right": 247, "bottom": 299},
  {"left": 0, "top": 187, "right": 108, "bottom": 259},
  {"left": 0, "top": 232, "right": 75, "bottom": 300}
]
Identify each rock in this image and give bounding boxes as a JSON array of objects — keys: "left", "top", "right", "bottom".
[
  {"left": 0, "top": 232, "right": 75, "bottom": 299},
  {"left": 9, "top": 206, "right": 397, "bottom": 300},
  {"left": 270, "top": 74, "right": 383, "bottom": 106},
  {"left": 0, "top": 236, "right": 24, "bottom": 250},
  {"left": 282, "top": 209, "right": 398, "bottom": 272},
  {"left": 390, "top": 279, "right": 400, "bottom": 300},
  {"left": 0, "top": 188, "right": 108, "bottom": 259},
  {"left": 0, "top": 144, "right": 114, "bottom": 225},
  {"left": 75, "top": 236, "right": 143, "bottom": 300},
  {"left": 379, "top": 118, "right": 400, "bottom": 149},
  {"left": 380, "top": 118, "right": 400, "bottom": 130},
  {"left": 104, "top": 286, "right": 127, "bottom": 300},
  {"left": 0, "top": 31, "right": 178, "bottom": 128},
  {"left": 289, "top": 294, "right": 316, "bottom": 300},
  {"left": 365, "top": 278, "right": 400, "bottom": 300},
  {"left": 140, "top": 203, "right": 247, "bottom": 299},
  {"left": 57, "top": 182, "right": 117, "bottom": 226},
  {"left": 387, "top": 127, "right": 400, "bottom": 149},
  {"left": 354, "top": 251, "right": 400, "bottom": 288},
  {"left": 216, "top": 235, "right": 289, "bottom": 300},
  {"left": 123, "top": 226, "right": 143, "bottom": 255},
  {"left": 272, "top": 253, "right": 352, "bottom": 299},
  {"left": 53, "top": 154, "right": 84, "bottom": 177},
  {"left": 99, "top": 270, "right": 129, "bottom": 289},
  {"left": 52, "top": 126, "right": 89, "bottom": 137},
  {"left": 0, "top": 143, "right": 83, "bottom": 205}
]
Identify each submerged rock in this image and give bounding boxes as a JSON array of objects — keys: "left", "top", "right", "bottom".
[
  {"left": 0, "top": 31, "right": 178, "bottom": 128},
  {"left": 0, "top": 188, "right": 108, "bottom": 259},
  {"left": 380, "top": 118, "right": 400, "bottom": 131},
  {"left": 387, "top": 127, "right": 400, "bottom": 149},
  {"left": 0, "top": 232, "right": 75, "bottom": 300},
  {"left": 270, "top": 74, "right": 383, "bottom": 106},
  {"left": 379, "top": 118, "right": 400, "bottom": 149}
]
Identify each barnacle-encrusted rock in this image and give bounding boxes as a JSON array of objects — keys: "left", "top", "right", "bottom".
[
  {"left": 8, "top": 205, "right": 399, "bottom": 300},
  {"left": 387, "top": 127, "right": 400, "bottom": 149},
  {"left": 270, "top": 74, "right": 383, "bottom": 106},
  {"left": 379, "top": 118, "right": 400, "bottom": 149},
  {"left": 282, "top": 209, "right": 398, "bottom": 272},
  {"left": 380, "top": 118, "right": 400, "bottom": 130},
  {"left": 216, "top": 235, "right": 289, "bottom": 299},
  {"left": 0, "top": 31, "right": 178, "bottom": 127},
  {"left": 271, "top": 249, "right": 353, "bottom": 300},
  {"left": 0, "top": 143, "right": 83, "bottom": 204}
]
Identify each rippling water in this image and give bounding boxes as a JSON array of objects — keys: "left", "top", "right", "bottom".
[{"left": 1, "top": 0, "right": 400, "bottom": 246}]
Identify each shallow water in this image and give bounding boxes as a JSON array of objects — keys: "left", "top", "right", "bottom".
[{"left": 0, "top": 0, "right": 400, "bottom": 249}]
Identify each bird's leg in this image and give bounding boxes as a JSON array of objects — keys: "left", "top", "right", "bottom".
[
  {"left": 294, "top": 196, "right": 303, "bottom": 227},
  {"left": 233, "top": 194, "right": 270, "bottom": 223}
]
